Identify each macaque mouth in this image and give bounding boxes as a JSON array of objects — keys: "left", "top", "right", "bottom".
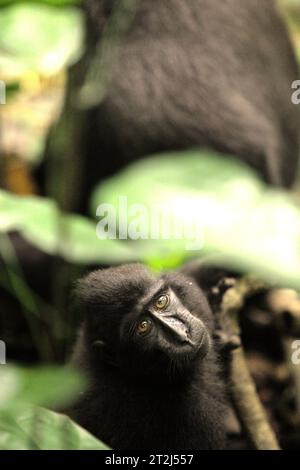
[{"left": 154, "top": 310, "right": 209, "bottom": 355}]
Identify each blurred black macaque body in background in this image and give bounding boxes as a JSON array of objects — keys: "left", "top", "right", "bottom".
[{"left": 43, "top": 0, "right": 300, "bottom": 213}]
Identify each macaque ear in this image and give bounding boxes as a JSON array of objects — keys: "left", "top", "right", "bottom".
[
  {"left": 71, "top": 274, "right": 101, "bottom": 320},
  {"left": 73, "top": 275, "right": 93, "bottom": 306}
]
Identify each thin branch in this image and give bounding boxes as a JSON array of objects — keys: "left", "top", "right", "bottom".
[{"left": 220, "top": 277, "right": 281, "bottom": 450}]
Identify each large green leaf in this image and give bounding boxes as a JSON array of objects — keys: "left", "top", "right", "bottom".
[
  {"left": 0, "top": 407, "right": 109, "bottom": 450},
  {"left": 0, "top": 190, "right": 135, "bottom": 264},
  {"left": 0, "top": 365, "right": 108, "bottom": 450},
  {"left": 91, "top": 150, "right": 300, "bottom": 287},
  {"left": 0, "top": 364, "right": 84, "bottom": 410},
  {"left": 0, "top": 3, "right": 83, "bottom": 74}
]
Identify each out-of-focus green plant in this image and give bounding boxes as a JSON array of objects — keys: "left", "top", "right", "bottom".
[
  {"left": 0, "top": 365, "right": 109, "bottom": 450},
  {"left": 0, "top": 1, "right": 81, "bottom": 5},
  {"left": 91, "top": 150, "right": 300, "bottom": 288},
  {"left": 3, "top": 147, "right": 300, "bottom": 289},
  {"left": 0, "top": 190, "right": 136, "bottom": 264},
  {"left": 0, "top": 3, "right": 83, "bottom": 75},
  {"left": 0, "top": 406, "right": 109, "bottom": 450},
  {"left": 0, "top": 364, "right": 83, "bottom": 410},
  {"left": 279, "top": 0, "right": 300, "bottom": 59}
]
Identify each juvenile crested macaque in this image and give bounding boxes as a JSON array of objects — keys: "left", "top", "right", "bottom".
[
  {"left": 69, "top": 264, "right": 227, "bottom": 449},
  {"left": 51, "top": 0, "right": 300, "bottom": 211}
]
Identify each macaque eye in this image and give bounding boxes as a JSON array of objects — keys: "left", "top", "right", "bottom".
[
  {"left": 136, "top": 319, "right": 153, "bottom": 336},
  {"left": 154, "top": 294, "right": 170, "bottom": 310}
]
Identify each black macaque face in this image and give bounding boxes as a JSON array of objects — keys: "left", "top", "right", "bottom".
[{"left": 77, "top": 264, "right": 213, "bottom": 382}]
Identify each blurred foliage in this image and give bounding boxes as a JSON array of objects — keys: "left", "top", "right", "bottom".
[
  {"left": 0, "top": 365, "right": 109, "bottom": 449},
  {"left": 0, "top": 1, "right": 84, "bottom": 164},
  {"left": 279, "top": 0, "right": 300, "bottom": 58},
  {"left": 1, "top": 85, "right": 64, "bottom": 164},
  {"left": 0, "top": 189, "right": 136, "bottom": 264},
  {"left": 2, "top": 149, "right": 300, "bottom": 286},
  {"left": 92, "top": 150, "right": 300, "bottom": 287},
  {"left": 0, "top": 0, "right": 80, "bottom": 5},
  {"left": 0, "top": 3, "right": 83, "bottom": 76},
  {"left": 0, "top": 364, "right": 83, "bottom": 410},
  {"left": 0, "top": 407, "right": 109, "bottom": 449},
  {"left": 0, "top": 407, "right": 109, "bottom": 450}
]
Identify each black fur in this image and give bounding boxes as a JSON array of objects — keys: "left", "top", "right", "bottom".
[
  {"left": 59, "top": 0, "right": 299, "bottom": 211},
  {"left": 69, "top": 264, "right": 227, "bottom": 449}
]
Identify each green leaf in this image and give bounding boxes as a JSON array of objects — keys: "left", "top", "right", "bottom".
[
  {"left": 0, "top": 364, "right": 109, "bottom": 449},
  {"left": 0, "top": 4, "right": 83, "bottom": 74},
  {"left": 0, "top": 1, "right": 81, "bottom": 5},
  {"left": 0, "top": 190, "right": 135, "bottom": 264},
  {"left": 0, "top": 406, "right": 109, "bottom": 450},
  {"left": 0, "top": 365, "right": 84, "bottom": 410},
  {"left": 91, "top": 149, "right": 300, "bottom": 288}
]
